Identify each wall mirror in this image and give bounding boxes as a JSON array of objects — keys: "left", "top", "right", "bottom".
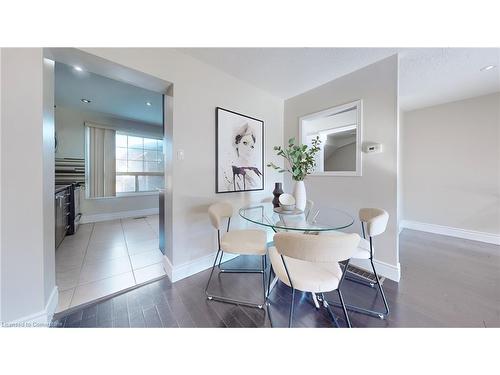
[{"left": 300, "top": 100, "right": 362, "bottom": 176}]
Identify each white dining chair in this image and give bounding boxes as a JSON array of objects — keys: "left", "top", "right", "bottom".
[
  {"left": 266, "top": 199, "right": 315, "bottom": 304},
  {"left": 205, "top": 202, "right": 268, "bottom": 309},
  {"left": 336, "top": 208, "right": 390, "bottom": 320},
  {"left": 269, "top": 231, "right": 360, "bottom": 327}
]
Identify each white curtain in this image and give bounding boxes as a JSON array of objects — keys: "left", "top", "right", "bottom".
[{"left": 85, "top": 123, "right": 116, "bottom": 198}]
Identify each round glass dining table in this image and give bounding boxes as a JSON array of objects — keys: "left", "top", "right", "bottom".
[
  {"left": 238, "top": 204, "right": 354, "bottom": 233},
  {"left": 239, "top": 203, "right": 355, "bottom": 309}
]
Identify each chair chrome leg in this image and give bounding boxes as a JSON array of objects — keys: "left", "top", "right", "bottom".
[
  {"left": 327, "top": 258, "right": 389, "bottom": 320},
  {"left": 289, "top": 288, "right": 295, "bottom": 328},
  {"left": 321, "top": 293, "right": 340, "bottom": 328},
  {"left": 311, "top": 293, "right": 320, "bottom": 310},
  {"left": 341, "top": 259, "right": 375, "bottom": 287},
  {"left": 207, "top": 295, "right": 264, "bottom": 309},
  {"left": 345, "top": 273, "right": 376, "bottom": 288},
  {"left": 261, "top": 255, "right": 267, "bottom": 303},
  {"left": 265, "top": 296, "right": 274, "bottom": 328},
  {"left": 266, "top": 265, "right": 273, "bottom": 300},
  {"left": 205, "top": 249, "right": 221, "bottom": 295},
  {"left": 219, "top": 268, "right": 264, "bottom": 273},
  {"left": 217, "top": 251, "right": 224, "bottom": 269},
  {"left": 337, "top": 289, "right": 351, "bottom": 328},
  {"left": 206, "top": 251, "right": 266, "bottom": 309},
  {"left": 327, "top": 301, "right": 385, "bottom": 320},
  {"left": 370, "top": 258, "right": 390, "bottom": 316}
]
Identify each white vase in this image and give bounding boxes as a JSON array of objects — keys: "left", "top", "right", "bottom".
[{"left": 293, "top": 180, "right": 307, "bottom": 211}]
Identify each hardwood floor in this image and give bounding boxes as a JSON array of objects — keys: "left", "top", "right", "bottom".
[{"left": 52, "top": 229, "right": 500, "bottom": 328}]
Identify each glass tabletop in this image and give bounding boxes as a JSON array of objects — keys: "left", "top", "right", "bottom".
[{"left": 239, "top": 204, "right": 354, "bottom": 232}]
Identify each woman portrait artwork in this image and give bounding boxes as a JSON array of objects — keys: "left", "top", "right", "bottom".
[{"left": 216, "top": 107, "right": 264, "bottom": 193}]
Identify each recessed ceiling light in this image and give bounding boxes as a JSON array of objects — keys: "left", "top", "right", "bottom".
[
  {"left": 74, "top": 66, "right": 83, "bottom": 72},
  {"left": 480, "top": 65, "right": 496, "bottom": 72},
  {"left": 81, "top": 99, "right": 91, "bottom": 104},
  {"left": 146, "top": 102, "right": 152, "bottom": 106}
]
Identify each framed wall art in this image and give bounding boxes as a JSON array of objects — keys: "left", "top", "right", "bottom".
[{"left": 215, "top": 107, "right": 264, "bottom": 193}]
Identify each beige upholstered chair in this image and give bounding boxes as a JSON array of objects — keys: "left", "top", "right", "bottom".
[
  {"left": 205, "top": 202, "right": 268, "bottom": 309},
  {"left": 335, "top": 208, "right": 390, "bottom": 320},
  {"left": 269, "top": 231, "right": 360, "bottom": 327}
]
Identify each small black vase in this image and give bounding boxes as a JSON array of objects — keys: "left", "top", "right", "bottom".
[{"left": 272, "top": 182, "right": 284, "bottom": 208}]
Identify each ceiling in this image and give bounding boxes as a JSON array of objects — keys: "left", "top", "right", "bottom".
[
  {"left": 178, "top": 48, "right": 500, "bottom": 110},
  {"left": 55, "top": 62, "right": 163, "bottom": 125}
]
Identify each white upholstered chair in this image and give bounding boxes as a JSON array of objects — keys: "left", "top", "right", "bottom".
[
  {"left": 205, "top": 202, "right": 268, "bottom": 309},
  {"left": 269, "top": 231, "right": 360, "bottom": 327},
  {"left": 336, "top": 208, "right": 390, "bottom": 320}
]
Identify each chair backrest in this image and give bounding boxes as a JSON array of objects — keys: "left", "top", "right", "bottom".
[
  {"left": 208, "top": 202, "right": 233, "bottom": 230},
  {"left": 273, "top": 232, "right": 360, "bottom": 263},
  {"left": 359, "top": 208, "right": 389, "bottom": 237}
]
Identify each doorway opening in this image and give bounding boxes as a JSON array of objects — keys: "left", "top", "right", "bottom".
[{"left": 47, "top": 50, "right": 172, "bottom": 314}]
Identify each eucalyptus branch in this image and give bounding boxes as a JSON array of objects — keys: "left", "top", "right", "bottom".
[{"left": 267, "top": 136, "right": 321, "bottom": 181}]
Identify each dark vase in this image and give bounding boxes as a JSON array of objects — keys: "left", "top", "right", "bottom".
[{"left": 272, "top": 182, "right": 284, "bottom": 208}]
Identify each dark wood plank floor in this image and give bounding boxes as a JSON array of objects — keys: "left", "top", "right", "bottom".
[{"left": 52, "top": 229, "right": 500, "bottom": 328}]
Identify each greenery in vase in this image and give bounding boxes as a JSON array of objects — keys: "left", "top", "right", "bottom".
[{"left": 267, "top": 137, "right": 321, "bottom": 181}]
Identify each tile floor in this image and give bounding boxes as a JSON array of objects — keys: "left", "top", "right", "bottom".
[{"left": 55, "top": 215, "right": 166, "bottom": 313}]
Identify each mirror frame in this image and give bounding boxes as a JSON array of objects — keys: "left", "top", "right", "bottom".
[{"left": 299, "top": 99, "right": 363, "bottom": 177}]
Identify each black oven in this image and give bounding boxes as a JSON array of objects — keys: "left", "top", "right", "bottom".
[{"left": 66, "top": 183, "right": 82, "bottom": 235}]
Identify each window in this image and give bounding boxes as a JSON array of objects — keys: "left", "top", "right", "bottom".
[{"left": 115, "top": 133, "right": 164, "bottom": 193}]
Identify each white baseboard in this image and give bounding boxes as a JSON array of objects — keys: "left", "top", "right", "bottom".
[
  {"left": 45, "top": 287, "right": 59, "bottom": 323},
  {"left": 81, "top": 208, "right": 159, "bottom": 223},
  {"left": 163, "top": 255, "right": 174, "bottom": 281},
  {"left": 163, "top": 251, "right": 401, "bottom": 283},
  {"left": 6, "top": 286, "right": 58, "bottom": 327},
  {"left": 350, "top": 258, "right": 401, "bottom": 282},
  {"left": 400, "top": 220, "right": 500, "bottom": 245},
  {"left": 163, "top": 252, "right": 239, "bottom": 283}
]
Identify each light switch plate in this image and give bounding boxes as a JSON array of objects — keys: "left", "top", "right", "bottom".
[{"left": 177, "top": 149, "right": 184, "bottom": 160}]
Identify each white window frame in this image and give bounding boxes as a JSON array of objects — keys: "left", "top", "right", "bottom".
[{"left": 115, "top": 133, "right": 164, "bottom": 195}]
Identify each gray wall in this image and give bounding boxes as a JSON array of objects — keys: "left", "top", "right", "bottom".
[
  {"left": 284, "top": 55, "right": 400, "bottom": 278},
  {"left": 402, "top": 92, "right": 500, "bottom": 235}
]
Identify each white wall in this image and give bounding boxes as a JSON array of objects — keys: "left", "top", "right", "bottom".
[
  {"left": 80, "top": 49, "right": 285, "bottom": 272},
  {"left": 55, "top": 106, "right": 163, "bottom": 220},
  {"left": 401, "top": 93, "right": 500, "bottom": 236},
  {"left": 284, "top": 55, "right": 400, "bottom": 280},
  {"left": 0, "top": 49, "right": 57, "bottom": 323}
]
